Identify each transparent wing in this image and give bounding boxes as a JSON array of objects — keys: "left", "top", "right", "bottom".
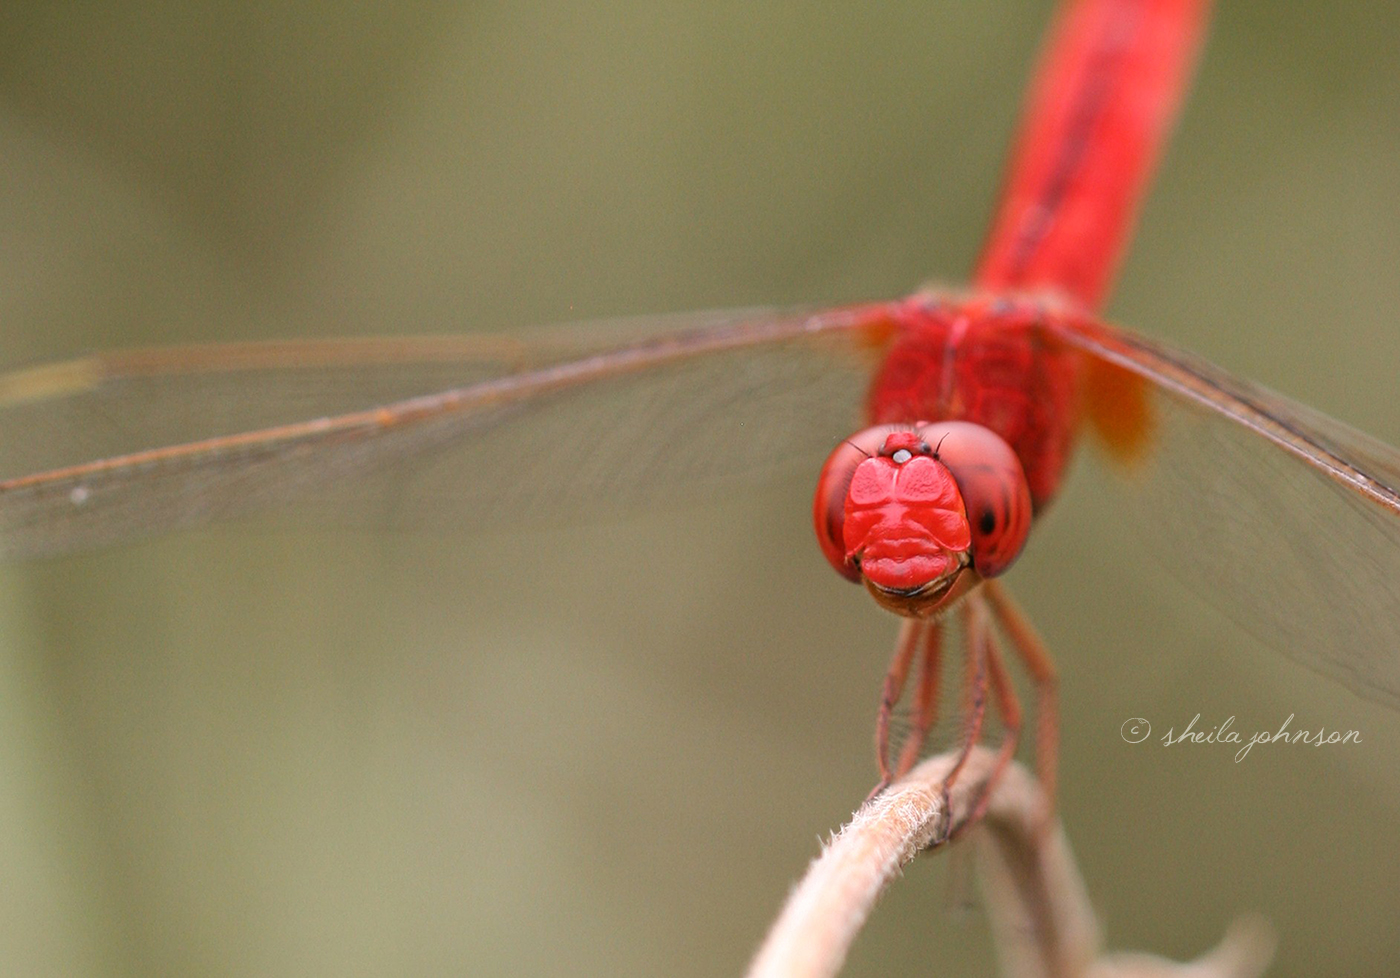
[
  {"left": 1056, "top": 318, "right": 1400, "bottom": 711},
  {"left": 0, "top": 304, "right": 899, "bottom": 558}
]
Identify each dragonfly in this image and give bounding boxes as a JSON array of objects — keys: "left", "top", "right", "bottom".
[{"left": 2, "top": 0, "right": 1399, "bottom": 821}]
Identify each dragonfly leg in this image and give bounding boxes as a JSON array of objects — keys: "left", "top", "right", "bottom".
[
  {"left": 923, "top": 599, "right": 992, "bottom": 844},
  {"left": 983, "top": 579, "right": 1059, "bottom": 816},
  {"left": 892, "top": 619, "right": 945, "bottom": 780},
  {"left": 949, "top": 595, "right": 1023, "bottom": 841},
  {"left": 871, "top": 618, "right": 923, "bottom": 795}
]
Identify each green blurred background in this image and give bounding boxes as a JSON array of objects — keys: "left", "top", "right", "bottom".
[{"left": 1, "top": 1, "right": 1399, "bottom": 975}]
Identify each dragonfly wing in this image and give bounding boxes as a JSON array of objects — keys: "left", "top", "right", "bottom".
[
  {"left": 1057, "top": 319, "right": 1400, "bottom": 710},
  {"left": 0, "top": 305, "right": 897, "bottom": 558}
]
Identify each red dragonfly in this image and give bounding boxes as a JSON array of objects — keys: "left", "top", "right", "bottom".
[{"left": 1, "top": 0, "right": 1398, "bottom": 817}]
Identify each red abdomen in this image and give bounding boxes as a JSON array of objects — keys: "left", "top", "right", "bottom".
[{"left": 865, "top": 295, "right": 1082, "bottom": 509}]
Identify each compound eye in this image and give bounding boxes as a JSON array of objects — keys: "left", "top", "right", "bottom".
[
  {"left": 812, "top": 424, "right": 909, "bottom": 581},
  {"left": 966, "top": 488, "right": 1024, "bottom": 575},
  {"left": 979, "top": 506, "right": 997, "bottom": 536},
  {"left": 917, "top": 421, "right": 1032, "bottom": 578}
]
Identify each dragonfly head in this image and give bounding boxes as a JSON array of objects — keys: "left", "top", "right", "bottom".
[{"left": 813, "top": 421, "right": 1032, "bottom": 617}]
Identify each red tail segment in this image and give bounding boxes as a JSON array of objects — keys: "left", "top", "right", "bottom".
[{"left": 974, "top": 0, "right": 1211, "bottom": 311}]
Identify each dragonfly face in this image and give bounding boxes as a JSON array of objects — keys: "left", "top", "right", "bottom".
[{"left": 813, "top": 420, "right": 1032, "bottom": 618}]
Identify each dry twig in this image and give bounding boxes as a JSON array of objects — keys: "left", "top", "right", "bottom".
[{"left": 746, "top": 748, "right": 1275, "bottom": 978}]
